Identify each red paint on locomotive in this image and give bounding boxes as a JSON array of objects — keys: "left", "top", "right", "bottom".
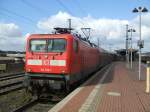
[{"left": 25, "top": 32, "right": 113, "bottom": 95}]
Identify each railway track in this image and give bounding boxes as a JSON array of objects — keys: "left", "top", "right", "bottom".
[
  {"left": 0, "top": 72, "right": 25, "bottom": 81},
  {"left": 12, "top": 98, "right": 38, "bottom": 112},
  {"left": 0, "top": 72, "right": 66, "bottom": 112},
  {"left": 0, "top": 72, "right": 25, "bottom": 95},
  {"left": 12, "top": 95, "right": 62, "bottom": 112}
]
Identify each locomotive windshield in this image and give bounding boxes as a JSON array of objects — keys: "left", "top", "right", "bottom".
[
  {"left": 47, "top": 39, "right": 66, "bottom": 52},
  {"left": 30, "top": 40, "right": 46, "bottom": 52},
  {"left": 30, "top": 39, "right": 66, "bottom": 52}
]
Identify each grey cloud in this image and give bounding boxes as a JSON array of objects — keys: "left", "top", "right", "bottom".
[{"left": 0, "top": 23, "right": 22, "bottom": 37}]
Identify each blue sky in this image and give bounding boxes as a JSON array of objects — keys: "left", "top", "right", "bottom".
[
  {"left": 0, "top": 0, "right": 150, "bottom": 51},
  {"left": 0, "top": 0, "right": 149, "bottom": 34}
]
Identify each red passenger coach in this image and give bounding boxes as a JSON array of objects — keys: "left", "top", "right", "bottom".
[{"left": 25, "top": 28, "right": 113, "bottom": 96}]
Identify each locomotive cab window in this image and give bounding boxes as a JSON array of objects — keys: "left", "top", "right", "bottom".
[
  {"left": 48, "top": 39, "right": 66, "bottom": 52},
  {"left": 30, "top": 39, "right": 66, "bottom": 52},
  {"left": 30, "top": 40, "right": 46, "bottom": 52},
  {"left": 73, "top": 40, "right": 78, "bottom": 53}
]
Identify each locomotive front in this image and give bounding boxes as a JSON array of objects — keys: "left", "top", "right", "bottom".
[{"left": 25, "top": 34, "right": 72, "bottom": 95}]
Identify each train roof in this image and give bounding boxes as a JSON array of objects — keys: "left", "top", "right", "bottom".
[
  {"left": 28, "top": 33, "right": 73, "bottom": 39},
  {"left": 27, "top": 28, "right": 99, "bottom": 48},
  {"left": 28, "top": 33, "right": 98, "bottom": 48}
]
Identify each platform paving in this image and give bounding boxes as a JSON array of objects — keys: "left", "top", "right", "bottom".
[{"left": 49, "top": 62, "right": 150, "bottom": 112}]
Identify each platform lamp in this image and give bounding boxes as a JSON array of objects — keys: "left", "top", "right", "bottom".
[
  {"left": 132, "top": 7, "right": 148, "bottom": 80},
  {"left": 128, "top": 29, "right": 136, "bottom": 69}
]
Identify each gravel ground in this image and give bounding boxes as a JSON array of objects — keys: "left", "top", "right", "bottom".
[
  {"left": 0, "top": 89, "right": 32, "bottom": 112},
  {"left": 24, "top": 102, "right": 55, "bottom": 112}
]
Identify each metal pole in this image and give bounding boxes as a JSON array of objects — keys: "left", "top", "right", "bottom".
[
  {"left": 126, "top": 25, "right": 128, "bottom": 62},
  {"left": 128, "top": 35, "right": 130, "bottom": 67},
  {"left": 97, "top": 38, "right": 100, "bottom": 48},
  {"left": 131, "top": 30, "right": 133, "bottom": 69},
  {"left": 126, "top": 25, "right": 129, "bottom": 64},
  {"left": 139, "top": 11, "right": 142, "bottom": 80},
  {"left": 68, "top": 19, "right": 71, "bottom": 33},
  {"left": 132, "top": 6, "right": 148, "bottom": 80}
]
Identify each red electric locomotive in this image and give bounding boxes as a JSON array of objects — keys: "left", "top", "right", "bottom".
[{"left": 25, "top": 28, "right": 112, "bottom": 96}]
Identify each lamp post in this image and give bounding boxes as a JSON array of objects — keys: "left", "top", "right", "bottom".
[
  {"left": 132, "top": 7, "right": 148, "bottom": 80},
  {"left": 126, "top": 25, "right": 129, "bottom": 65},
  {"left": 128, "top": 29, "right": 136, "bottom": 69}
]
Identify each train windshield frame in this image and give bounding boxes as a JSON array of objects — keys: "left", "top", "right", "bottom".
[{"left": 29, "top": 38, "right": 67, "bottom": 53}]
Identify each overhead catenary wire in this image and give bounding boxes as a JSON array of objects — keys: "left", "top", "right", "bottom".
[
  {"left": 73, "top": 0, "right": 90, "bottom": 26},
  {"left": 22, "top": 0, "right": 92, "bottom": 38},
  {"left": 22, "top": 0, "right": 92, "bottom": 39},
  {"left": 21, "top": 0, "right": 50, "bottom": 15},
  {"left": 73, "top": 0, "right": 88, "bottom": 17},
  {"left": 56, "top": 0, "right": 73, "bottom": 16},
  {"left": 0, "top": 8, "right": 37, "bottom": 30},
  {"left": 56, "top": 0, "right": 88, "bottom": 28},
  {"left": 0, "top": 11, "right": 16, "bottom": 22},
  {"left": 56, "top": 0, "right": 93, "bottom": 39},
  {"left": 0, "top": 7, "right": 35, "bottom": 23},
  {"left": 21, "top": 0, "right": 43, "bottom": 12},
  {"left": 72, "top": 0, "right": 92, "bottom": 39}
]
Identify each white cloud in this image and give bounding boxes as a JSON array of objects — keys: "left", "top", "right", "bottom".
[
  {"left": 37, "top": 11, "right": 150, "bottom": 52},
  {"left": 0, "top": 23, "right": 22, "bottom": 37},
  {"left": 132, "top": 13, "right": 150, "bottom": 28},
  {"left": 0, "top": 22, "right": 25, "bottom": 51},
  {"left": 0, "top": 37, "right": 25, "bottom": 51},
  {"left": 1, "top": 12, "right": 150, "bottom": 52},
  {"left": 130, "top": 13, "right": 150, "bottom": 40},
  {"left": 37, "top": 11, "right": 129, "bottom": 40}
]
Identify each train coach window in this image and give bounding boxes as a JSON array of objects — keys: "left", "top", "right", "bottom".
[
  {"left": 73, "top": 40, "right": 78, "bottom": 53},
  {"left": 30, "top": 40, "right": 46, "bottom": 52},
  {"left": 48, "top": 39, "right": 66, "bottom": 52}
]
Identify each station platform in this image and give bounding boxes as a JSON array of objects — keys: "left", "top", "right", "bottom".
[{"left": 49, "top": 62, "right": 150, "bottom": 112}]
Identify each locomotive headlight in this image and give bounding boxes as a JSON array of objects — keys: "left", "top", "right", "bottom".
[
  {"left": 27, "top": 68, "right": 31, "bottom": 72},
  {"left": 62, "top": 70, "right": 65, "bottom": 73}
]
